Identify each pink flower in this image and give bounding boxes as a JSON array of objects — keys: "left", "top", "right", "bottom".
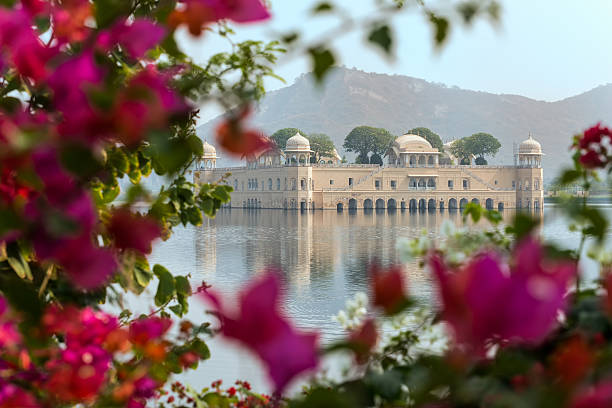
[
  {"left": 43, "top": 306, "right": 119, "bottom": 348},
  {"left": 98, "top": 19, "right": 165, "bottom": 59},
  {"left": 370, "top": 263, "right": 408, "bottom": 315},
  {"left": 129, "top": 316, "right": 172, "bottom": 346},
  {"left": 0, "top": 381, "right": 39, "bottom": 408},
  {"left": 571, "top": 381, "right": 612, "bottom": 408},
  {"left": 169, "top": 0, "right": 270, "bottom": 36},
  {"left": 216, "top": 106, "right": 273, "bottom": 157},
  {"left": 202, "top": 270, "right": 319, "bottom": 393},
  {"left": 26, "top": 148, "right": 116, "bottom": 289},
  {"left": 429, "top": 237, "right": 576, "bottom": 356},
  {"left": 574, "top": 123, "right": 612, "bottom": 169},
  {"left": 112, "top": 65, "right": 188, "bottom": 146},
  {"left": 45, "top": 346, "right": 111, "bottom": 403},
  {"left": 51, "top": 0, "right": 92, "bottom": 43},
  {"left": 348, "top": 319, "right": 378, "bottom": 364},
  {"left": 108, "top": 208, "right": 161, "bottom": 254}
]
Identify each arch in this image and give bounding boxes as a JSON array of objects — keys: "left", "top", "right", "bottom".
[
  {"left": 485, "top": 198, "right": 494, "bottom": 210},
  {"left": 428, "top": 199, "right": 436, "bottom": 210},
  {"left": 363, "top": 199, "right": 373, "bottom": 209},
  {"left": 268, "top": 178, "right": 272, "bottom": 190},
  {"left": 418, "top": 179, "right": 426, "bottom": 188},
  {"left": 277, "top": 178, "right": 281, "bottom": 190},
  {"left": 439, "top": 200, "right": 445, "bottom": 210},
  {"left": 534, "top": 200, "right": 540, "bottom": 210},
  {"left": 348, "top": 198, "right": 357, "bottom": 210},
  {"left": 449, "top": 198, "right": 458, "bottom": 210},
  {"left": 427, "top": 178, "right": 436, "bottom": 188},
  {"left": 409, "top": 178, "right": 417, "bottom": 188},
  {"left": 375, "top": 198, "right": 385, "bottom": 209},
  {"left": 387, "top": 198, "right": 397, "bottom": 210},
  {"left": 418, "top": 155, "right": 426, "bottom": 166},
  {"left": 428, "top": 155, "right": 434, "bottom": 166},
  {"left": 299, "top": 155, "right": 306, "bottom": 164},
  {"left": 460, "top": 198, "right": 468, "bottom": 209},
  {"left": 409, "top": 155, "right": 416, "bottom": 166},
  {"left": 498, "top": 202, "right": 504, "bottom": 211},
  {"left": 418, "top": 198, "right": 426, "bottom": 210},
  {"left": 409, "top": 199, "right": 417, "bottom": 211},
  {"left": 401, "top": 200, "right": 407, "bottom": 211},
  {"left": 337, "top": 202, "right": 344, "bottom": 212},
  {"left": 471, "top": 198, "right": 480, "bottom": 205}
]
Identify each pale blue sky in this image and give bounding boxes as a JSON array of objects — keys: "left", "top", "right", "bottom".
[{"left": 179, "top": 0, "right": 612, "bottom": 121}]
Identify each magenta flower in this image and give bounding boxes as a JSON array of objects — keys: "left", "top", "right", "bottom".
[
  {"left": 43, "top": 306, "right": 119, "bottom": 349},
  {"left": 129, "top": 316, "right": 172, "bottom": 346},
  {"left": 45, "top": 346, "right": 111, "bottom": 403},
  {"left": 108, "top": 208, "right": 162, "bottom": 254},
  {"left": 0, "top": 381, "right": 39, "bottom": 408},
  {"left": 98, "top": 19, "right": 165, "bottom": 59},
  {"left": 170, "top": 0, "right": 270, "bottom": 36},
  {"left": 571, "top": 381, "right": 612, "bottom": 408},
  {"left": 429, "top": 237, "right": 576, "bottom": 355},
  {"left": 202, "top": 270, "right": 319, "bottom": 393},
  {"left": 574, "top": 123, "right": 612, "bottom": 169}
]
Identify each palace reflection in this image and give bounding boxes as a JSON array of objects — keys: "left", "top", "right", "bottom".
[{"left": 194, "top": 207, "right": 537, "bottom": 299}]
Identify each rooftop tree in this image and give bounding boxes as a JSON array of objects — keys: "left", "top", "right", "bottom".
[
  {"left": 343, "top": 126, "right": 394, "bottom": 164},
  {"left": 407, "top": 127, "right": 444, "bottom": 151},
  {"left": 308, "top": 133, "right": 336, "bottom": 163},
  {"left": 270, "top": 128, "right": 306, "bottom": 149}
]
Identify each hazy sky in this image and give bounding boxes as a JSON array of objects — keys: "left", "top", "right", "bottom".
[{"left": 179, "top": 0, "right": 612, "bottom": 119}]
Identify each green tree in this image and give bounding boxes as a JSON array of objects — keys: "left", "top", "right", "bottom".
[
  {"left": 370, "top": 153, "right": 383, "bottom": 165},
  {"left": 355, "top": 152, "right": 370, "bottom": 164},
  {"left": 474, "top": 156, "right": 488, "bottom": 165},
  {"left": 449, "top": 139, "right": 472, "bottom": 164},
  {"left": 465, "top": 132, "right": 501, "bottom": 160},
  {"left": 343, "top": 126, "right": 394, "bottom": 163},
  {"left": 270, "top": 128, "right": 306, "bottom": 149},
  {"left": 308, "top": 133, "right": 336, "bottom": 163},
  {"left": 407, "top": 127, "right": 444, "bottom": 151}
]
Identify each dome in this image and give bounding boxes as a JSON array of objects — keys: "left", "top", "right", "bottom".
[
  {"left": 285, "top": 132, "right": 311, "bottom": 151},
  {"left": 202, "top": 141, "right": 217, "bottom": 159},
  {"left": 394, "top": 134, "right": 433, "bottom": 151},
  {"left": 519, "top": 134, "right": 542, "bottom": 154}
]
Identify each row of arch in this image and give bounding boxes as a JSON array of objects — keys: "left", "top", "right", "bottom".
[{"left": 336, "top": 198, "right": 504, "bottom": 212}]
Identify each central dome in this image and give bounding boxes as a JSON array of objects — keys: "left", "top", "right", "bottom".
[
  {"left": 519, "top": 134, "right": 542, "bottom": 154},
  {"left": 285, "top": 132, "right": 311, "bottom": 151},
  {"left": 202, "top": 141, "right": 217, "bottom": 158},
  {"left": 394, "top": 134, "right": 433, "bottom": 151}
]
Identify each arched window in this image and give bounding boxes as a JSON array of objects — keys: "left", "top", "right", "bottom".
[
  {"left": 277, "top": 178, "right": 281, "bottom": 190},
  {"left": 234, "top": 179, "right": 238, "bottom": 190},
  {"left": 268, "top": 178, "right": 272, "bottom": 190}
]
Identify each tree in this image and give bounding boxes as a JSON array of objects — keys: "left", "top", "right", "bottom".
[
  {"left": 343, "top": 126, "right": 394, "bottom": 163},
  {"left": 355, "top": 152, "right": 370, "bottom": 164},
  {"left": 308, "top": 133, "right": 336, "bottom": 163},
  {"left": 270, "top": 128, "right": 306, "bottom": 149},
  {"left": 465, "top": 132, "right": 501, "bottom": 160},
  {"left": 407, "top": 127, "right": 444, "bottom": 151},
  {"left": 475, "top": 156, "right": 488, "bottom": 165},
  {"left": 449, "top": 139, "right": 472, "bottom": 164},
  {"left": 370, "top": 153, "right": 383, "bottom": 165}
]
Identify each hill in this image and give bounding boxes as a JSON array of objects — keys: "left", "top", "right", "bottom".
[{"left": 197, "top": 67, "right": 612, "bottom": 179}]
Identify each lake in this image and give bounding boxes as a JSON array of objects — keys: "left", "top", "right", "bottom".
[{"left": 144, "top": 204, "right": 609, "bottom": 393}]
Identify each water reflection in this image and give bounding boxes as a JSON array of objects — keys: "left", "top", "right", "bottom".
[{"left": 149, "top": 204, "right": 602, "bottom": 393}]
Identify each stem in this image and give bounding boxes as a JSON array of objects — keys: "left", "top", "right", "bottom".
[{"left": 38, "top": 264, "right": 53, "bottom": 298}]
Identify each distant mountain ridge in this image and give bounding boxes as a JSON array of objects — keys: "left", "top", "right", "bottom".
[{"left": 197, "top": 67, "right": 612, "bottom": 179}]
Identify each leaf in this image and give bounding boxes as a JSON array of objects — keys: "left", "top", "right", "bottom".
[
  {"left": 308, "top": 46, "right": 335, "bottom": 83},
  {"left": 153, "top": 264, "right": 175, "bottom": 307},
  {"left": 506, "top": 213, "right": 538, "bottom": 240},
  {"left": 560, "top": 169, "right": 581, "bottom": 185},
  {"left": 7, "top": 256, "right": 32, "bottom": 281},
  {"left": 187, "top": 134, "right": 204, "bottom": 157},
  {"left": 428, "top": 12, "right": 449, "bottom": 47},
  {"left": 312, "top": 2, "right": 333, "bottom": 13},
  {"left": 463, "top": 202, "right": 482, "bottom": 223},
  {"left": 366, "top": 369, "right": 403, "bottom": 400},
  {"left": 174, "top": 276, "right": 191, "bottom": 296},
  {"left": 367, "top": 24, "right": 393, "bottom": 56},
  {"left": 93, "top": 0, "right": 133, "bottom": 28},
  {"left": 191, "top": 338, "right": 211, "bottom": 360}
]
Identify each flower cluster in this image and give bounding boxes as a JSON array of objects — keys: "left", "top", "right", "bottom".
[{"left": 573, "top": 123, "right": 612, "bottom": 169}]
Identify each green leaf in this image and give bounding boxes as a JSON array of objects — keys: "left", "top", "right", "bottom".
[
  {"left": 506, "top": 213, "right": 538, "bottom": 240},
  {"left": 366, "top": 369, "right": 403, "bottom": 400},
  {"left": 428, "top": 12, "right": 449, "bottom": 47},
  {"left": 108, "top": 148, "right": 130, "bottom": 176},
  {"left": 191, "top": 338, "right": 211, "bottom": 360},
  {"left": 61, "top": 144, "right": 103, "bottom": 178},
  {"left": 187, "top": 134, "right": 204, "bottom": 157},
  {"left": 308, "top": 46, "right": 335, "bottom": 83},
  {"left": 463, "top": 202, "right": 482, "bottom": 223},
  {"left": 560, "top": 168, "right": 581, "bottom": 185},
  {"left": 153, "top": 264, "right": 175, "bottom": 307},
  {"left": 367, "top": 24, "right": 393, "bottom": 56},
  {"left": 7, "top": 255, "right": 32, "bottom": 281},
  {"left": 175, "top": 276, "right": 191, "bottom": 296},
  {"left": 203, "top": 392, "right": 232, "bottom": 408},
  {"left": 312, "top": 2, "right": 333, "bottom": 13},
  {"left": 93, "top": 0, "right": 133, "bottom": 28}
]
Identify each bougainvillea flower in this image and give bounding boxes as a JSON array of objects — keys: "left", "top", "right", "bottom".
[
  {"left": 370, "top": 263, "right": 408, "bottom": 314},
  {"left": 574, "top": 123, "right": 612, "bottom": 169},
  {"left": 0, "top": 166, "right": 33, "bottom": 205},
  {"left": 129, "top": 316, "right": 172, "bottom": 346},
  {"left": 550, "top": 335, "right": 594, "bottom": 386},
  {"left": 51, "top": 0, "right": 92, "bottom": 43},
  {"left": 44, "top": 306, "right": 119, "bottom": 348},
  {"left": 571, "top": 381, "right": 612, "bottom": 408},
  {"left": 429, "top": 237, "right": 576, "bottom": 356},
  {"left": 216, "top": 106, "right": 273, "bottom": 156},
  {"left": 201, "top": 270, "right": 319, "bottom": 393},
  {"left": 98, "top": 19, "right": 165, "bottom": 59},
  {"left": 108, "top": 208, "right": 161, "bottom": 254},
  {"left": 348, "top": 318, "right": 378, "bottom": 364},
  {"left": 0, "top": 381, "right": 40, "bottom": 407},
  {"left": 112, "top": 65, "right": 188, "bottom": 146},
  {"left": 169, "top": 0, "right": 270, "bottom": 36},
  {"left": 45, "top": 346, "right": 111, "bottom": 402}
]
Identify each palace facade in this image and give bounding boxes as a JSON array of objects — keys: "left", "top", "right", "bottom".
[{"left": 193, "top": 132, "right": 544, "bottom": 212}]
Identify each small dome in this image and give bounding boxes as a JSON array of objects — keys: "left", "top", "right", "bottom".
[
  {"left": 285, "top": 132, "right": 311, "bottom": 151},
  {"left": 394, "top": 134, "right": 433, "bottom": 151},
  {"left": 519, "top": 134, "right": 542, "bottom": 154},
  {"left": 202, "top": 141, "right": 217, "bottom": 158}
]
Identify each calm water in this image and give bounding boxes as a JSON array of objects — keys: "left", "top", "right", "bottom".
[{"left": 141, "top": 204, "right": 610, "bottom": 392}]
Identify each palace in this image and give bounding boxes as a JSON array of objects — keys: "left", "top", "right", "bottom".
[{"left": 193, "top": 132, "right": 544, "bottom": 212}]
